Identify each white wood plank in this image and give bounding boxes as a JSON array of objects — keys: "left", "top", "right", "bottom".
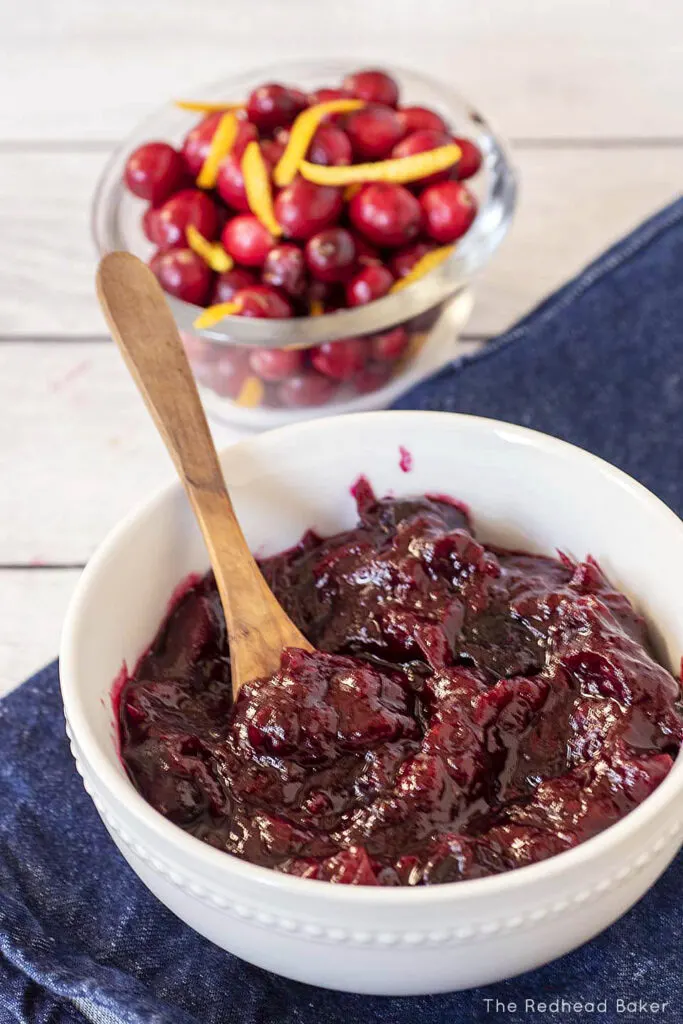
[
  {"left": 2, "top": 0, "right": 683, "bottom": 141},
  {"left": 0, "top": 569, "right": 81, "bottom": 697},
  {"left": 0, "top": 147, "right": 681, "bottom": 337}
]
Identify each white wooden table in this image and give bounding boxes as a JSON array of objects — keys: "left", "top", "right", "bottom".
[{"left": 2, "top": 0, "right": 682, "bottom": 696}]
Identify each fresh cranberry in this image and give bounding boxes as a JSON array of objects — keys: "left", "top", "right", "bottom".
[
  {"left": 278, "top": 372, "right": 337, "bottom": 407},
  {"left": 246, "top": 83, "right": 308, "bottom": 131},
  {"left": 370, "top": 326, "right": 409, "bottom": 361},
  {"left": 349, "top": 183, "right": 421, "bottom": 247},
  {"left": 308, "top": 125, "right": 352, "bottom": 166},
  {"left": 222, "top": 215, "right": 275, "bottom": 267},
  {"left": 420, "top": 180, "right": 477, "bottom": 243},
  {"left": 262, "top": 244, "right": 307, "bottom": 297},
  {"left": 149, "top": 249, "right": 212, "bottom": 306},
  {"left": 397, "top": 106, "right": 449, "bottom": 135},
  {"left": 216, "top": 139, "right": 279, "bottom": 212},
  {"left": 154, "top": 189, "right": 219, "bottom": 250},
  {"left": 311, "top": 338, "right": 367, "bottom": 380},
  {"left": 346, "top": 264, "right": 394, "bottom": 306},
  {"left": 211, "top": 267, "right": 257, "bottom": 304},
  {"left": 249, "top": 347, "right": 304, "bottom": 381},
  {"left": 204, "top": 348, "right": 251, "bottom": 398},
  {"left": 142, "top": 205, "right": 162, "bottom": 244},
  {"left": 232, "top": 285, "right": 292, "bottom": 318},
  {"left": 391, "top": 128, "right": 453, "bottom": 186},
  {"left": 343, "top": 69, "right": 400, "bottom": 107},
  {"left": 350, "top": 232, "right": 381, "bottom": 266},
  {"left": 182, "top": 115, "right": 257, "bottom": 177},
  {"left": 345, "top": 105, "right": 405, "bottom": 161},
  {"left": 352, "top": 364, "right": 393, "bottom": 394},
  {"left": 305, "top": 227, "right": 356, "bottom": 282},
  {"left": 306, "top": 279, "right": 344, "bottom": 314},
  {"left": 311, "top": 86, "right": 353, "bottom": 105},
  {"left": 274, "top": 178, "right": 343, "bottom": 240},
  {"left": 389, "top": 240, "right": 436, "bottom": 278},
  {"left": 124, "top": 142, "right": 187, "bottom": 203},
  {"left": 453, "top": 137, "right": 483, "bottom": 180}
]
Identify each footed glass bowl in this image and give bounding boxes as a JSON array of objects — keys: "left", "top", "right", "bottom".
[{"left": 92, "top": 61, "right": 516, "bottom": 428}]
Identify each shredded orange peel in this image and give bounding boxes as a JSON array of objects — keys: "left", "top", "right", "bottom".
[
  {"left": 175, "top": 99, "right": 244, "bottom": 113},
  {"left": 186, "top": 225, "right": 233, "bottom": 273},
  {"left": 241, "top": 141, "right": 282, "bottom": 236},
  {"left": 193, "top": 301, "right": 241, "bottom": 329},
  {"left": 235, "top": 375, "right": 265, "bottom": 407},
  {"left": 390, "top": 245, "right": 456, "bottom": 293},
  {"left": 308, "top": 298, "right": 325, "bottom": 316},
  {"left": 196, "top": 111, "right": 239, "bottom": 189},
  {"left": 273, "top": 98, "right": 364, "bottom": 188},
  {"left": 300, "top": 143, "right": 462, "bottom": 187}
]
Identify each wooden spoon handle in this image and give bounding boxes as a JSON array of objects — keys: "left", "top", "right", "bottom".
[{"left": 96, "top": 251, "right": 311, "bottom": 695}]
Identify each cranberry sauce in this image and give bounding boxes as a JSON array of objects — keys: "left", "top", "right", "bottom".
[{"left": 118, "top": 481, "right": 683, "bottom": 885}]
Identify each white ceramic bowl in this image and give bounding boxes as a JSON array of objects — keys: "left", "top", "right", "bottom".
[{"left": 60, "top": 412, "right": 683, "bottom": 995}]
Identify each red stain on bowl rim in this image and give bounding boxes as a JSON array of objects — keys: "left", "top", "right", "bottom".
[{"left": 398, "top": 445, "right": 413, "bottom": 472}]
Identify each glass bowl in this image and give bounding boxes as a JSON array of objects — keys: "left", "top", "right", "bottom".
[{"left": 92, "top": 60, "right": 517, "bottom": 428}]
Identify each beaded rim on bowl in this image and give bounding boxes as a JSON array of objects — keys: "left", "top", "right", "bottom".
[{"left": 91, "top": 60, "right": 517, "bottom": 349}]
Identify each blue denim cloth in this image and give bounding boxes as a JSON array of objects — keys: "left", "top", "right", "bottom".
[{"left": 2, "top": 198, "right": 683, "bottom": 1024}]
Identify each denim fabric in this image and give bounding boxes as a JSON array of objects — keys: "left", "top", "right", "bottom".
[{"left": 2, "top": 198, "right": 683, "bottom": 1024}]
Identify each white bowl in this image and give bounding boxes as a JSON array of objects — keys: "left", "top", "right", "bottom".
[{"left": 60, "top": 411, "right": 683, "bottom": 995}]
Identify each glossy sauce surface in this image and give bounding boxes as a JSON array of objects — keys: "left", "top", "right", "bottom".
[{"left": 118, "top": 481, "right": 682, "bottom": 885}]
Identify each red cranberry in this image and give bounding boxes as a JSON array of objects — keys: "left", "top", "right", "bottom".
[
  {"left": 278, "top": 372, "right": 337, "bottom": 407},
  {"left": 308, "top": 125, "right": 352, "bottom": 166},
  {"left": 216, "top": 137, "right": 278, "bottom": 212},
  {"left": 154, "top": 189, "right": 220, "bottom": 250},
  {"left": 274, "top": 178, "right": 343, "bottom": 240},
  {"left": 149, "top": 248, "right": 212, "bottom": 306},
  {"left": 232, "top": 285, "right": 292, "bottom": 318},
  {"left": 311, "top": 338, "right": 367, "bottom": 380},
  {"left": 345, "top": 105, "right": 405, "bottom": 161},
  {"left": 391, "top": 128, "right": 453, "bottom": 186},
  {"left": 389, "top": 240, "right": 436, "bottom": 278},
  {"left": 211, "top": 267, "right": 257, "bottom": 304},
  {"left": 350, "top": 232, "right": 381, "bottom": 266},
  {"left": 349, "top": 183, "right": 421, "bottom": 248},
  {"left": 352, "top": 364, "right": 393, "bottom": 394},
  {"left": 249, "top": 347, "right": 304, "bottom": 381},
  {"left": 311, "top": 86, "right": 352, "bottom": 105},
  {"left": 420, "top": 181, "right": 477, "bottom": 243},
  {"left": 306, "top": 279, "right": 344, "bottom": 314},
  {"left": 370, "top": 326, "right": 409, "bottom": 361},
  {"left": 182, "top": 115, "right": 257, "bottom": 177},
  {"left": 124, "top": 142, "right": 186, "bottom": 203},
  {"left": 343, "top": 69, "right": 400, "bottom": 107},
  {"left": 205, "top": 348, "right": 251, "bottom": 399},
  {"left": 142, "top": 205, "right": 162, "bottom": 244},
  {"left": 453, "top": 137, "right": 483, "bottom": 180},
  {"left": 262, "top": 244, "right": 307, "bottom": 297},
  {"left": 305, "top": 227, "right": 356, "bottom": 282},
  {"left": 246, "top": 83, "right": 307, "bottom": 131},
  {"left": 260, "top": 138, "right": 286, "bottom": 166},
  {"left": 346, "top": 264, "right": 394, "bottom": 306},
  {"left": 222, "top": 215, "right": 275, "bottom": 267},
  {"left": 397, "top": 106, "right": 448, "bottom": 135}
]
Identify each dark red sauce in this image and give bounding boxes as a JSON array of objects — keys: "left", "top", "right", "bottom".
[{"left": 118, "top": 480, "right": 682, "bottom": 885}]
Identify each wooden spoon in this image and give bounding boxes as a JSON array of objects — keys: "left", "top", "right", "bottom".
[{"left": 96, "top": 250, "right": 312, "bottom": 699}]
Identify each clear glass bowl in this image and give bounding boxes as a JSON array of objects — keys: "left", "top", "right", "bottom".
[{"left": 92, "top": 60, "right": 517, "bottom": 428}]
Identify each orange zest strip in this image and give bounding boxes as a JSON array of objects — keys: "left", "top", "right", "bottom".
[
  {"left": 309, "top": 298, "right": 325, "bottom": 316},
  {"left": 344, "top": 183, "right": 362, "bottom": 201},
  {"left": 186, "top": 225, "right": 234, "bottom": 273},
  {"left": 390, "top": 245, "right": 456, "bottom": 293},
  {"left": 241, "top": 141, "right": 282, "bottom": 236},
  {"left": 175, "top": 99, "right": 244, "bottom": 113},
  {"left": 235, "top": 375, "right": 265, "bottom": 407},
  {"left": 193, "top": 301, "right": 240, "bottom": 329},
  {"left": 272, "top": 99, "right": 364, "bottom": 188},
  {"left": 196, "top": 111, "right": 239, "bottom": 189},
  {"left": 299, "top": 143, "right": 462, "bottom": 187}
]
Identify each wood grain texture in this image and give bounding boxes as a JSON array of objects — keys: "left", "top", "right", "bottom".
[
  {"left": 1, "top": 0, "right": 682, "bottom": 141},
  {"left": 0, "top": 148, "right": 681, "bottom": 337}
]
